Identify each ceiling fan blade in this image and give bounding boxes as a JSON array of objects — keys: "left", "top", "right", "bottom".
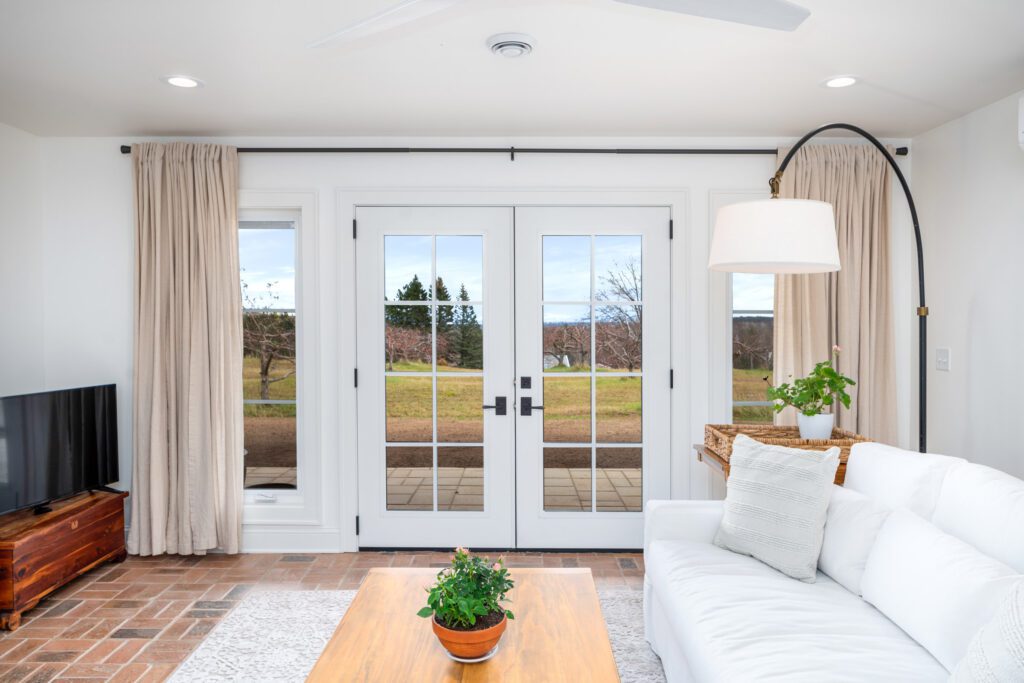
[
  {"left": 308, "top": 0, "right": 464, "bottom": 48},
  {"left": 613, "top": 0, "right": 810, "bottom": 31}
]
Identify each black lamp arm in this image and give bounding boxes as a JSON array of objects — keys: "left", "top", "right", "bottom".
[{"left": 771, "top": 122, "right": 927, "bottom": 452}]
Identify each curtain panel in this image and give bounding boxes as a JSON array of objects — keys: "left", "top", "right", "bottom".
[
  {"left": 773, "top": 144, "right": 897, "bottom": 444},
  {"left": 128, "top": 142, "right": 243, "bottom": 555}
]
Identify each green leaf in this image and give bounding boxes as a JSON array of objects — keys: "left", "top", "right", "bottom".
[{"left": 417, "top": 607, "right": 434, "bottom": 618}]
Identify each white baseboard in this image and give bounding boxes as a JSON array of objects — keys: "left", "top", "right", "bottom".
[{"left": 241, "top": 526, "right": 350, "bottom": 553}]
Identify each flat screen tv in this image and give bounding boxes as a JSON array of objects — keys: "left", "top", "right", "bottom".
[{"left": 0, "top": 384, "right": 119, "bottom": 516}]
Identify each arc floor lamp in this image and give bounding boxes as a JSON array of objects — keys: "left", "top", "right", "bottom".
[{"left": 709, "top": 122, "right": 927, "bottom": 452}]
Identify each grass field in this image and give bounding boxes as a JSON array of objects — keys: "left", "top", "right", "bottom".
[{"left": 732, "top": 367, "right": 774, "bottom": 423}]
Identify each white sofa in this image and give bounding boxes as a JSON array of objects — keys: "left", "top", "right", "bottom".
[{"left": 644, "top": 443, "right": 1024, "bottom": 682}]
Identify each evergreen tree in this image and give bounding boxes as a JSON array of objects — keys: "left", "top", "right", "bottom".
[
  {"left": 453, "top": 284, "right": 483, "bottom": 369},
  {"left": 386, "top": 274, "right": 431, "bottom": 330},
  {"left": 435, "top": 277, "right": 453, "bottom": 332}
]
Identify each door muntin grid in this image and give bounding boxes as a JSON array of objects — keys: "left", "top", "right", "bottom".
[
  {"left": 383, "top": 234, "right": 485, "bottom": 512},
  {"left": 541, "top": 234, "right": 643, "bottom": 513}
]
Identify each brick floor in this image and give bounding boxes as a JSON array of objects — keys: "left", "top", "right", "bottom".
[{"left": 0, "top": 551, "right": 644, "bottom": 682}]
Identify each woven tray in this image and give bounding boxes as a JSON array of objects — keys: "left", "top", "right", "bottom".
[{"left": 703, "top": 424, "right": 871, "bottom": 485}]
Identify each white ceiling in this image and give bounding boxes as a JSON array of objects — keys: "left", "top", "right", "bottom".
[{"left": 2, "top": 0, "right": 1023, "bottom": 138}]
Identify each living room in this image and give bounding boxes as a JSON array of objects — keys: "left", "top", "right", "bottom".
[{"left": 0, "top": 1, "right": 1022, "bottom": 681}]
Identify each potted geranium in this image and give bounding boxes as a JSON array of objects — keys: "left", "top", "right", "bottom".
[
  {"left": 417, "top": 547, "right": 515, "bottom": 662},
  {"left": 766, "top": 345, "right": 856, "bottom": 439}
]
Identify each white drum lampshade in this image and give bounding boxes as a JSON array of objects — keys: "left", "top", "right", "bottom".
[{"left": 708, "top": 198, "right": 840, "bottom": 273}]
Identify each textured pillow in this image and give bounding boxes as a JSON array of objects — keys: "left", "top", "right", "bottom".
[
  {"left": 952, "top": 581, "right": 1024, "bottom": 682},
  {"left": 713, "top": 434, "right": 840, "bottom": 582},
  {"left": 818, "top": 484, "right": 891, "bottom": 595},
  {"left": 861, "top": 509, "right": 1020, "bottom": 671}
]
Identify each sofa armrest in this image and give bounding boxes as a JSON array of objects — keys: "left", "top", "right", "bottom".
[{"left": 644, "top": 500, "right": 725, "bottom": 555}]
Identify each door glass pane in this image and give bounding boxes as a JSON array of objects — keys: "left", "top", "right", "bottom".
[
  {"left": 240, "top": 223, "right": 297, "bottom": 491},
  {"left": 543, "top": 236, "right": 591, "bottom": 301},
  {"left": 438, "top": 447, "right": 483, "bottom": 511},
  {"left": 595, "top": 235, "right": 642, "bottom": 301},
  {"left": 437, "top": 305, "right": 483, "bottom": 371},
  {"left": 544, "top": 448, "right": 592, "bottom": 511},
  {"left": 596, "top": 448, "right": 642, "bottom": 512},
  {"left": 384, "top": 305, "right": 432, "bottom": 372},
  {"left": 385, "top": 235, "right": 432, "bottom": 301},
  {"left": 386, "top": 376, "right": 432, "bottom": 442},
  {"left": 437, "top": 377, "right": 483, "bottom": 443},
  {"left": 732, "top": 273, "right": 775, "bottom": 423},
  {"left": 386, "top": 447, "right": 433, "bottom": 511},
  {"left": 543, "top": 377, "right": 591, "bottom": 443},
  {"left": 537, "top": 231, "right": 644, "bottom": 515},
  {"left": 436, "top": 236, "right": 483, "bottom": 302},
  {"left": 543, "top": 305, "right": 591, "bottom": 372},
  {"left": 595, "top": 305, "right": 642, "bottom": 372},
  {"left": 596, "top": 377, "right": 642, "bottom": 443}
]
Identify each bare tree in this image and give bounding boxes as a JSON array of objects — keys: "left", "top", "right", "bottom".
[
  {"left": 543, "top": 321, "right": 590, "bottom": 369},
  {"left": 242, "top": 281, "right": 296, "bottom": 400},
  {"left": 596, "top": 259, "right": 643, "bottom": 371}
]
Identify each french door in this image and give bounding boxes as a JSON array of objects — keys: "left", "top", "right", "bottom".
[{"left": 355, "top": 205, "right": 670, "bottom": 549}]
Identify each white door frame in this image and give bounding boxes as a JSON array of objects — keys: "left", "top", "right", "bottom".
[{"left": 336, "top": 188, "right": 690, "bottom": 551}]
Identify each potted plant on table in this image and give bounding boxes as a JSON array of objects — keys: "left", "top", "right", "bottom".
[
  {"left": 766, "top": 346, "right": 856, "bottom": 440},
  {"left": 417, "top": 547, "right": 515, "bottom": 662}
]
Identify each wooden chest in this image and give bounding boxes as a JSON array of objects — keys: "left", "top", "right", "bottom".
[{"left": 0, "top": 490, "right": 128, "bottom": 630}]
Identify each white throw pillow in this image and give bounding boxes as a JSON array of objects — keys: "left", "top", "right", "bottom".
[
  {"left": 951, "top": 581, "right": 1024, "bottom": 682},
  {"left": 818, "top": 484, "right": 891, "bottom": 595},
  {"left": 713, "top": 434, "right": 839, "bottom": 582},
  {"left": 861, "top": 509, "right": 1020, "bottom": 671}
]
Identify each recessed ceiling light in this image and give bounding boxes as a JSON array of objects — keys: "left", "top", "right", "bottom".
[
  {"left": 163, "top": 75, "right": 203, "bottom": 89},
  {"left": 487, "top": 33, "right": 535, "bottom": 58},
  {"left": 824, "top": 76, "right": 857, "bottom": 89}
]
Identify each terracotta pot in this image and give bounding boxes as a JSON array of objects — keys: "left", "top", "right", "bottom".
[{"left": 432, "top": 613, "right": 507, "bottom": 659}]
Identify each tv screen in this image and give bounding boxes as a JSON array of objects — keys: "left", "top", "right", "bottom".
[{"left": 0, "top": 384, "right": 119, "bottom": 515}]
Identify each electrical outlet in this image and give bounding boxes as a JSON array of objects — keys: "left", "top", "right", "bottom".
[{"left": 936, "top": 347, "right": 951, "bottom": 372}]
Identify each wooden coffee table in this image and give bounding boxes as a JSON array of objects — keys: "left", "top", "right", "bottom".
[{"left": 307, "top": 567, "right": 620, "bottom": 682}]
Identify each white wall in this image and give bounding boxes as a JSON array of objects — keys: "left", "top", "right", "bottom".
[
  {"left": 0, "top": 122, "right": 45, "bottom": 396},
  {"left": 911, "top": 91, "right": 1024, "bottom": 477},
  {"left": 26, "top": 134, "right": 913, "bottom": 549}
]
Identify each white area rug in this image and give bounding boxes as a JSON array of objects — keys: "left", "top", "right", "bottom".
[{"left": 170, "top": 588, "right": 665, "bottom": 682}]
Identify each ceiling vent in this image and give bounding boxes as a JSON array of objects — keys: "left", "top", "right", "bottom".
[{"left": 487, "top": 33, "right": 535, "bottom": 58}]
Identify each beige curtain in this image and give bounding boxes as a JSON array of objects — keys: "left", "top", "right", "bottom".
[
  {"left": 773, "top": 144, "right": 897, "bottom": 443},
  {"left": 128, "top": 142, "right": 243, "bottom": 555}
]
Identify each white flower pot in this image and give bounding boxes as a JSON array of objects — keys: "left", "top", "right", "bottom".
[{"left": 797, "top": 413, "right": 835, "bottom": 440}]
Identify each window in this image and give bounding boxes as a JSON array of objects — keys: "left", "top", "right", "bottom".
[
  {"left": 732, "top": 274, "right": 774, "bottom": 423},
  {"left": 240, "top": 220, "right": 297, "bottom": 489}
]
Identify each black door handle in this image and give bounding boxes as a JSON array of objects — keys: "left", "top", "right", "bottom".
[
  {"left": 520, "top": 396, "right": 544, "bottom": 416},
  {"left": 482, "top": 396, "right": 507, "bottom": 416}
]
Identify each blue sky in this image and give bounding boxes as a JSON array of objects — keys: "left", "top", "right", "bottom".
[
  {"left": 384, "top": 235, "right": 483, "bottom": 301},
  {"left": 732, "top": 273, "right": 774, "bottom": 311},
  {"left": 240, "top": 228, "right": 295, "bottom": 310},
  {"left": 241, "top": 228, "right": 773, "bottom": 313}
]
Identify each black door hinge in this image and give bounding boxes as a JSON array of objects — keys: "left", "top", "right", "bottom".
[
  {"left": 354, "top": 368, "right": 358, "bottom": 388},
  {"left": 669, "top": 219, "right": 674, "bottom": 240},
  {"left": 355, "top": 516, "right": 360, "bottom": 535},
  {"left": 670, "top": 368, "right": 674, "bottom": 389},
  {"left": 352, "top": 218, "right": 357, "bottom": 239}
]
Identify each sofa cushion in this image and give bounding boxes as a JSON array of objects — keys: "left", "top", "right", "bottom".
[
  {"left": 713, "top": 434, "right": 839, "bottom": 581},
  {"left": 646, "top": 539, "right": 949, "bottom": 682},
  {"left": 818, "top": 484, "right": 891, "bottom": 595},
  {"left": 861, "top": 509, "right": 1020, "bottom": 671},
  {"left": 932, "top": 462, "right": 1024, "bottom": 573},
  {"left": 951, "top": 582, "right": 1024, "bottom": 682},
  {"left": 843, "top": 442, "right": 964, "bottom": 518}
]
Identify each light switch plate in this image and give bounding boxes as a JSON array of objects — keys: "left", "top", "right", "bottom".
[{"left": 936, "top": 347, "right": 951, "bottom": 372}]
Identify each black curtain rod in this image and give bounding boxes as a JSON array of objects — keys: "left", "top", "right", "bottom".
[{"left": 118, "top": 144, "right": 908, "bottom": 158}]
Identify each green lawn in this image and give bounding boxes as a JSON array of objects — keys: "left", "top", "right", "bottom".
[{"left": 732, "top": 367, "right": 774, "bottom": 423}]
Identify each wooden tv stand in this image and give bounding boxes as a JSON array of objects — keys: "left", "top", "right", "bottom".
[{"left": 0, "top": 490, "right": 128, "bottom": 630}]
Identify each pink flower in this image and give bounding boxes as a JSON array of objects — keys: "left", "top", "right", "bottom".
[
  {"left": 492, "top": 562, "right": 501, "bottom": 571},
  {"left": 832, "top": 345, "right": 842, "bottom": 354}
]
